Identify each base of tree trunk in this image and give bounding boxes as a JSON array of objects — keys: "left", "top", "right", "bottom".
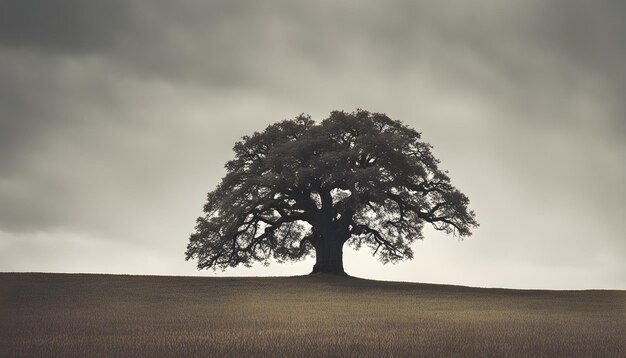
[
  {"left": 309, "top": 271, "right": 348, "bottom": 276},
  {"left": 310, "top": 264, "right": 347, "bottom": 275},
  {"left": 311, "top": 235, "right": 346, "bottom": 275}
]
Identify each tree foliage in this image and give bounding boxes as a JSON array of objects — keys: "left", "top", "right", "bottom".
[{"left": 186, "top": 110, "right": 478, "bottom": 273}]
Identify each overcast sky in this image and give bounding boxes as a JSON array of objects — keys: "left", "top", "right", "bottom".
[{"left": 0, "top": 0, "right": 624, "bottom": 289}]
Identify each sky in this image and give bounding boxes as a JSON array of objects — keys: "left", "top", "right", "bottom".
[{"left": 0, "top": 0, "right": 624, "bottom": 289}]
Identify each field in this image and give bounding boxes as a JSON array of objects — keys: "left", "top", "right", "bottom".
[{"left": 0, "top": 273, "right": 624, "bottom": 357}]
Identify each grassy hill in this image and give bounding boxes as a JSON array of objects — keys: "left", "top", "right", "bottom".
[{"left": 1, "top": 273, "right": 624, "bottom": 357}]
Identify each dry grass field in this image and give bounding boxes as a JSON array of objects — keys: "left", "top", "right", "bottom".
[{"left": 0, "top": 273, "right": 624, "bottom": 357}]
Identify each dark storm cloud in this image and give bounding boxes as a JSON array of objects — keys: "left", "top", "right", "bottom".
[
  {"left": 0, "top": 0, "right": 131, "bottom": 52},
  {"left": 0, "top": 0, "right": 624, "bottom": 287},
  {"left": 2, "top": 1, "right": 624, "bottom": 111}
]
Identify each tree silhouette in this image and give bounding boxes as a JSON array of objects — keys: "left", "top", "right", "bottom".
[{"left": 186, "top": 110, "right": 478, "bottom": 275}]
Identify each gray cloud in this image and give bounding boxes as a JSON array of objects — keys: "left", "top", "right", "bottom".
[
  {"left": 0, "top": 0, "right": 132, "bottom": 52},
  {"left": 0, "top": 0, "right": 624, "bottom": 288}
]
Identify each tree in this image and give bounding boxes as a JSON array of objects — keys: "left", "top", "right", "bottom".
[{"left": 186, "top": 110, "right": 478, "bottom": 275}]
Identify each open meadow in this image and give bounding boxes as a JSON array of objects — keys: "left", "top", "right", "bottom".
[{"left": 0, "top": 273, "right": 624, "bottom": 357}]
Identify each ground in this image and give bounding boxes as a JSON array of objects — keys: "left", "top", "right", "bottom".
[{"left": 0, "top": 273, "right": 624, "bottom": 357}]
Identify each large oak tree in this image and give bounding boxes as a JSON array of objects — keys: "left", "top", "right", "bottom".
[{"left": 186, "top": 110, "right": 478, "bottom": 275}]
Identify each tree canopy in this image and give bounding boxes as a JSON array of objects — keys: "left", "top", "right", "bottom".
[{"left": 186, "top": 110, "right": 478, "bottom": 274}]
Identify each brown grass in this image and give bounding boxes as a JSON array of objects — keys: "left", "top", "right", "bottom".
[{"left": 0, "top": 273, "right": 624, "bottom": 357}]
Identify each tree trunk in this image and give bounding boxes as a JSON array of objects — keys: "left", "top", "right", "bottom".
[{"left": 311, "top": 234, "right": 346, "bottom": 275}]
